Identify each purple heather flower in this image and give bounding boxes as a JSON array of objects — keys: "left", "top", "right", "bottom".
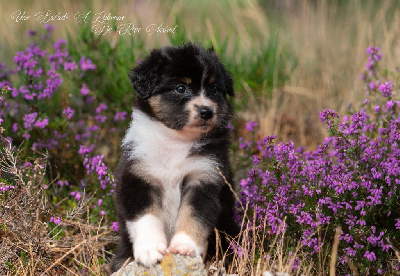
[
  {"left": 252, "top": 155, "right": 261, "bottom": 166},
  {"left": 100, "top": 211, "right": 106, "bottom": 216},
  {"left": 385, "top": 100, "right": 395, "bottom": 110},
  {"left": 62, "top": 106, "right": 75, "bottom": 119},
  {"left": 12, "top": 123, "right": 18, "bottom": 132},
  {"left": 366, "top": 46, "right": 375, "bottom": 55},
  {"left": 96, "top": 103, "right": 108, "bottom": 114},
  {"left": 345, "top": 247, "right": 356, "bottom": 257},
  {"left": 378, "top": 81, "right": 393, "bottom": 98},
  {"left": 0, "top": 183, "right": 16, "bottom": 192},
  {"left": 111, "top": 222, "right": 119, "bottom": 232},
  {"left": 79, "top": 56, "right": 96, "bottom": 71},
  {"left": 98, "top": 199, "right": 103, "bottom": 206},
  {"left": 22, "top": 133, "right": 30, "bottom": 140},
  {"left": 366, "top": 46, "right": 381, "bottom": 58},
  {"left": 57, "top": 180, "right": 69, "bottom": 187},
  {"left": 23, "top": 112, "right": 38, "bottom": 130},
  {"left": 78, "top": 144, "right": 94, "bottom": 155},
  {"left": 53, "top": 39, "right": 66, "bottom": 50},
  {"left": 319, "top": 108, "right": 339, "bottom": 123},
  {"left": 245, "top": 120, "right": 258, "bottom": 132},
  {"left": 238, "top": 137, "right": 252, "bottom": 149},
  {"left": 44, "top": 23, "right": 55, "bottom": 33},
  {"left": 11, "top": 88, "right": 18, "bottom": 98},
  {"left": 368, "top": 82, "right": 376, "bottom": 90},
  {"left": 364, "top": 251, "right": 376, "bottom": 261},
  {"left": 50, "top": 216, "right": 62, "bottom": 225},
  {"left": 80, "top": 83, "right": 89, "bottom": 96},
  {"left": 95, "top": 115, "right": 107, "bottom": 123},
  {"left": 70, "top": 191, "right": 82, "bottom": 201},
  {"left": 63, "top": 61, "right": 78, "bottom": 71},
  {"left": 87, "top": 125, "right": 100, "bottom": 132},
  {"left": 395, "top": 219, "right": 400, "bottom": 230},
  {"left": 114, "top": 111, "right": 127, "bottom": 122},
  {"left": 34, "top": 118, "right": 49, "bottom": 128},
  {"left": 226, "top": 123, "right": 235, "bottom": 130}
]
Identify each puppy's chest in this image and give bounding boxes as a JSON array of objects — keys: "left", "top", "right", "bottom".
[
  {"left": 140, "top": 140, "right": 194, "bottom": 185},
  {"left": 133, "top": 136, "right": 204, "bottom": 237}
]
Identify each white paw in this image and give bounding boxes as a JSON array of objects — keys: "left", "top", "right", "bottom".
[
  {"left": 169, "top": 232, "right": 203, "bottom": 257},
  {"left": 126, "top": 214, "right": 167, "bottom": 267},
  {"left": 134, "top": 238, "right": 167, "bottom": 267}
]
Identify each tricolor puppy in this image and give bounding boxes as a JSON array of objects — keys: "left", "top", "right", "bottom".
[{"left": 111, "top": 43, "right": 238, "bottom": 271}]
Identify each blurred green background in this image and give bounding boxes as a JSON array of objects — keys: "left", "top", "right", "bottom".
[{"left": 2, "top": 0, "right": 400, "bottom": 148}]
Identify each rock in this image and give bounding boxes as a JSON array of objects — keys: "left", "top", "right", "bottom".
[{"left": 111, "top": 253, "right": 207, "bottom": 276}]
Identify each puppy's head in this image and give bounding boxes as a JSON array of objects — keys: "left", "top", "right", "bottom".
[{"left": 129, "top": 43, "right": 234, "bottom": 139}]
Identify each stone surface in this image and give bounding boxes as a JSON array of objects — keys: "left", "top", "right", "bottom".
[{"left": 111, "top": 253, "right": 207, "bottom": 276}]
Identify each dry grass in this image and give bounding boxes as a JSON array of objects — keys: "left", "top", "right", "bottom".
[
  {"left": 233, "top": 0, "right": 400, "bottom": 148},
  {"left": 0, "top": 137, "right": 115, "bottom": 275}
]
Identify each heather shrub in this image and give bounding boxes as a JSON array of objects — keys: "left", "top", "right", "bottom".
[
  {"left": 0, "top": 25, "right": 120, "bottom": 225},
  {"left": 237, "top": 47, "right": 400, "bottom": 274}
]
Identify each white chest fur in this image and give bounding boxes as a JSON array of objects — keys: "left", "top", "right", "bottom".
[
  {"left": 122, "top": 111, "right": 210, "bottom": 184},
  {"left": 122, "top": 110, "right": 218, "bottom": 236}
]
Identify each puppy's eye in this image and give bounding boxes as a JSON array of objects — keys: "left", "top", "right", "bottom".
[
  {"left": 175, "top": 85, "right": 186, "bottom": 94},
  {"left": 211, "top": 84, "right": 219, "bottom": 94}
]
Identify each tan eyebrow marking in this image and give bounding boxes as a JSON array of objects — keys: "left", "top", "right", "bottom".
[
  {"left": 181, "top": 77, "right": 192, "bottom": 84},
  {"left": 209, "top": 75, "right": 216, "bottom": 84}
]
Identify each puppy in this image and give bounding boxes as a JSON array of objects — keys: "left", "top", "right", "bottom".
[{"left": 111, "top": 43, "right": 238, "bottom": 272}]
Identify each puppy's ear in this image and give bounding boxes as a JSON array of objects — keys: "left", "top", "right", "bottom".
[{"left": 129, "top": 49, "right": 166, "bottom": 99}]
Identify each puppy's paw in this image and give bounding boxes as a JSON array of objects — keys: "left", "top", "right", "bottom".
[
  {"left": 169, "top": 232, "right": 202, "bottom": 257},
  {"left": 134, "top": 238, "right": 167, "bottom": 267}
]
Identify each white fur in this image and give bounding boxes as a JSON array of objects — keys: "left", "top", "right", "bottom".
[
  {"left": 126, "top": 214, "right": 167, "bottom": 267},
  {"left": 122, "top": 110, "right": 219, "bottom": 237},
  {"left": 169, "top": 231, "right": 203, "bottom": 257}
]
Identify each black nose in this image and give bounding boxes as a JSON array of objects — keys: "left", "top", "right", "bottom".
[{"left": 198, "top": 106, "right": 214, "bottom": 121}]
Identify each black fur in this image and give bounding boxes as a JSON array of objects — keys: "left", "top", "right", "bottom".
[{"left": 112, "top": 43, "right": 238, "bottom": 272}]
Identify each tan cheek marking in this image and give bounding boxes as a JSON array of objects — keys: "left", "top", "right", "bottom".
[
  {"left": 148, "top": 95, "right": 162, "bottom": 117},
  {"left": 174, "top": 205, "right": 209, "bottom": 246},
  {"left": 181, "top": 77, "right": 192, "bottom": 85}
]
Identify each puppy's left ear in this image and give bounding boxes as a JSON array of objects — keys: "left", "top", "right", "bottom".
[{"left": 129, "top": 49, "right": 166, "bottom": 99}]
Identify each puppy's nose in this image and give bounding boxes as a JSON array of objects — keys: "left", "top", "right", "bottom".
[{"left": 198, "top": 106, "right": 214, "bottom": 121}]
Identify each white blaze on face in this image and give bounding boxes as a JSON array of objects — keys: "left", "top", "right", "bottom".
[{"left": 184, "top": 91, "right": 218, "bottom": 132}]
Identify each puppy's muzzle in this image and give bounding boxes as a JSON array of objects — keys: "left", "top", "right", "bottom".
[{"left": 198, "top": 106, "right": 214, "bottom": 121}]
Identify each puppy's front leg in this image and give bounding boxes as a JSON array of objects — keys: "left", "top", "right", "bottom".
[
  {"left": 169, "top": 184, "right": 221, "bottom": 257},
  {"left": 118, "top": 167, "right": 167, "bottom": 267},
  {"left": 126, "top": 213, "right": 167, "bottom": 266}
]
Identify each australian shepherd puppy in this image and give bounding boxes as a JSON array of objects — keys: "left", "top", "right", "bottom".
[{"left": 111, "top": 43, "right": 238, "bottom": 272}]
